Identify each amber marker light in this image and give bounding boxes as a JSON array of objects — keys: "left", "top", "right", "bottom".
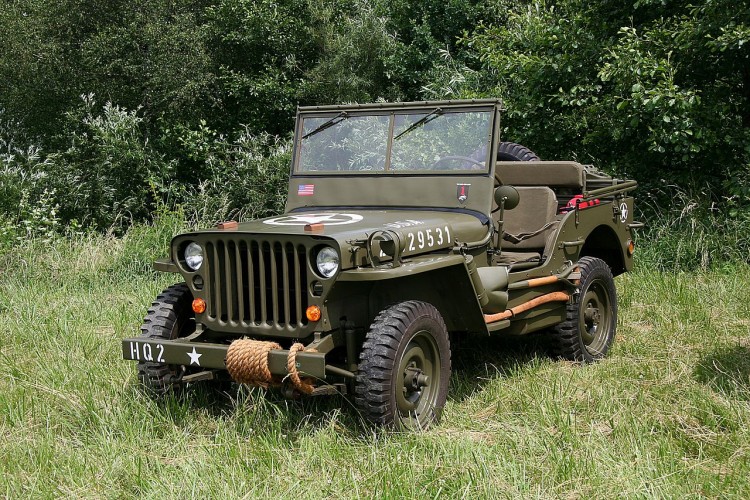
[
  {"left": 192, "top": 298, "right": 206, "bottom": 314},
  {"left": 306, "top": 305, "right": 321, "bottom": 322},
  {"left": 627, "top": 239, "right": 636, "bottom": 256}
]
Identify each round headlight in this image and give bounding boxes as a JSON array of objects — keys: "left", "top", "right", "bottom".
[
  {"left": 184, "top": 242, "right": 204, "bottom": 271},
  {"left": 316, "top": 246, "right": 339, "bottom": 278}
]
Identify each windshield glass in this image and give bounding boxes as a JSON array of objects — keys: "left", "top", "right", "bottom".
[{"left": 296, "top": 109, "right": 492, "bottom": 173}]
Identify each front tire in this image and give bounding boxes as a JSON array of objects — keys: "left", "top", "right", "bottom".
[
  {"left": 551, "top": 257, "right": 617, "bottom": 362},
  {"left": 137, "top": 283, "right": 195, "bottom": 394},
  {"left": 355, "top": 301, "right": 451, "bottom": 430}
]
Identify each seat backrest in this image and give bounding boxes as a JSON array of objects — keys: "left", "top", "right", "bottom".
[
  {"left": 496, "top": 161, "right": 585, "bottom": 188},
  {"left": 500, "top": 186, "right": 558, "bottom": 250}
]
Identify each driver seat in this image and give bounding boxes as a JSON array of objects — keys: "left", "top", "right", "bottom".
[{"left": 496, "top": 186, "right": 558, "bottom": 266}]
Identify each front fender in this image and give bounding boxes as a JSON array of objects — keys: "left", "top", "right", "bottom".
[
  {"left": 337, "top": 254, "right": 466, "bottom": 281},
  {"left": 330, "top": 254, "right": 488, "bottom": 334}
]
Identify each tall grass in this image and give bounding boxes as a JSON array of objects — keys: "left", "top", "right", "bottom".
[
  {"left": 636, "top": 187, "right": 750, "bottom": 271},
  {"left": 1, "top": 215, "right": 749, "bottom": 496}
]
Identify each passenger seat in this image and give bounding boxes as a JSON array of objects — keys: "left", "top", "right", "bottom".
[{"left": 497, "top": 186, "right": 558, "bottom": 266}]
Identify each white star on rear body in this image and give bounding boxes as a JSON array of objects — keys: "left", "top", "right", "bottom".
[{"left": 187, "top": 347, "right": 202, "bottom": 366}]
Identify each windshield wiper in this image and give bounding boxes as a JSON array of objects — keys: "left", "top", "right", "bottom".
[
  {"left": 302, "top": 111, "right": 349, "bottom": 139},
  {"left": 393, "top": 108, "right": 443, "bottom": 141}
]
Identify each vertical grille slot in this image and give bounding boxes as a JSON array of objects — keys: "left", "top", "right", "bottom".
[
  {"left": 259, "top": 241, "right": 268, "bottom": 324},
  {"left": 235, "top": 241, "right": 245, "bottom": 322},
  {"left": 225, "top": 241, "right": 238, "bottom": 322},
  {"left": 205, "top": 237, "right": 309, "bottom": 329}
]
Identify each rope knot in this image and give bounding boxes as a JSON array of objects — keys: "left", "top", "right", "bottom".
[{"left": 286, "top": 342, "right": 317, "bottom": 395}]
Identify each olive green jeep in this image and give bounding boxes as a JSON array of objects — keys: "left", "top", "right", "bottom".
[{"left": 122, "top": 99, "right": 640, "bottom": 429}]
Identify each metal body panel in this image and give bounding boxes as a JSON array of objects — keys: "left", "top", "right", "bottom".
[
  {"left": 153, "top": 258, "right": 179, "bottom": 273},
  {"left": 490, "top": 195, "right": 636, "bottom": 334},
  {"left": 168, "top": 209, "right": 488, "bottom": 338},
  {"left": 298, "top": 98, "right": 504, "bottom": 113},
  {"left": 503, "top": 197, "right": 635, "bottom": 288},
  {"left": 286, "top": 175, "right": 495, "bottom": 217},
  {"left": 337, "top": 254, "right": 466, "bottom": 281},
  {"left": 172, "top": 233, "right": 325, "bottom": 338},
  {"left": 175, "top": 210, "right": 488, "bottom": 254}
]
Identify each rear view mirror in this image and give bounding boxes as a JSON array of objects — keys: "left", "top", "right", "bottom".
[{"left": 494, "top": 185, "right": 520, "bottom": 210}]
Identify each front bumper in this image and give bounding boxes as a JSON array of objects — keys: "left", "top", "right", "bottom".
[{"left": 122, "top": 337, "right": 327, "bottom": 379}]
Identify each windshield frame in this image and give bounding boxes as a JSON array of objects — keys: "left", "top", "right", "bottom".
[{"left": 291, "top": 101, "right": 502, "bottom": 177}]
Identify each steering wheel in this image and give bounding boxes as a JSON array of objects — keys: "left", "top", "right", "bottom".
[{"left": 431, "top": 155, "right": 485, "bottom": 170}]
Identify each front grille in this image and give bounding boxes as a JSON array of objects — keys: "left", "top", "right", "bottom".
[{"left": 205, "top": 239, "right": 309, "bottom": 328}]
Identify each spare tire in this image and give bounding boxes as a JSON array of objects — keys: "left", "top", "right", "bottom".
[
  {"left": 492, "top": 142, "right": 540, "bottom": 213},
  {"left": 497, "top": 142, "right": 540, "bottom": 162}
]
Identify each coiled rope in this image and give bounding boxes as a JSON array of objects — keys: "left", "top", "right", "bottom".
[{"left": 225, "top": 339, "right": 317, "bottom": 394}]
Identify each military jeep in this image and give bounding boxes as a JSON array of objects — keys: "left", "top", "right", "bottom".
[{"left": 122, "top": 99, "right": 640, "bottom": 429}]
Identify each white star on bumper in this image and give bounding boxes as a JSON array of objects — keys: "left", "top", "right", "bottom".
[{"left": 187, "top": 347, "right": 202, "bottom": 366}]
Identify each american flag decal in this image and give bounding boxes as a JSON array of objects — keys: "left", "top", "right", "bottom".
[{"left": 297, "top": 184, "right": 315, "bottom": 196}]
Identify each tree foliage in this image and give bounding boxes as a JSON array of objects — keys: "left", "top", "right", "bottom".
[
  {"left": 445, "top": 0, "right": 750, "bottom": 194},
  {"left": 0, "top": 0, "right": 748, "bottom": 241}
]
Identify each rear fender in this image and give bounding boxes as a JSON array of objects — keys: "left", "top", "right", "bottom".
[
  {"left": 579, "top": 224, "right": 627, "bottom": 276},
  {"left": 549, "top": 201, "right": 633, "bottom": 276}
]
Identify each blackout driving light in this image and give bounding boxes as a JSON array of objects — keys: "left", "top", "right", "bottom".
[
  {"left": 316, "top": 246, "right": 339, "bottom": 278},
  {"left": 184, "top": 242, "right": 204, "bottom": 270}
]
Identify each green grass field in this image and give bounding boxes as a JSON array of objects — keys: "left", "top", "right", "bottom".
[{"left": 1, "top": 223, "right": 749, "bottom": 497}]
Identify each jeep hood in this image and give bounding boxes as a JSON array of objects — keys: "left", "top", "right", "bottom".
[
  {"left": 244, "top": 209, "right": 481, "bottom": 239},
  {"left": 182, "top": 209, "right": 489, "bottom": 267}
]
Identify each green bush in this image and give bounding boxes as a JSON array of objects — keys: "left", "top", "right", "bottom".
[
  {"left": 433, "top": 1, "right": 750, "bottom": 194},
  {"left": 47, "top": 95, "right": 174, "bottom": 232},
  {"left": 177, "top": 122, "right": 291, "bottom": 224},
  {"left": 0, "top": 112, "right": 61, "bottom": 246}
]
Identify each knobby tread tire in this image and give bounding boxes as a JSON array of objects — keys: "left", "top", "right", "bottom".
[
  {"left": 137, "top": 282, "right": 193, "bottom": 394},
  {"left": 492, "top": 141, "right": 540, "bottom": 213},
  {"left": 355, "top": 301, "right": 451, "bottom": 429},
  {"left": 497, "top": 142, "right": 540, "bottom": 162},
  {"left": 551, "top": 257, "right": 617, "bottom": 363}
]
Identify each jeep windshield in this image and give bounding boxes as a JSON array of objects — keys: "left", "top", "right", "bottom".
[{"left": 295, "top": 108, "right": 493, "bottom": 173}]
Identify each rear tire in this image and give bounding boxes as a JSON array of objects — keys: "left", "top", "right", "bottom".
[
  {"left": 137, "top": 283, "right": 195, "bottom": 394},
  {"left": 355, "top": 301, "right": 451, "bottom": 430},
  {"left": 551, "top": 257, "right": 617, "bottom": 362}
]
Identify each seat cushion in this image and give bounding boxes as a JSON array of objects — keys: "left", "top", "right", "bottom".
[
  {"left": 501, "top": 186, "right": 558, "bottom": 250},
  {"left": 496, "top": 251, "right": 541, "bottom": 265},
  {"left": 496, "top": 161, "right": 585, "bottom": 188}
]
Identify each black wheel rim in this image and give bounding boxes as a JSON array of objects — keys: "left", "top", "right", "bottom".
[
  {"left": 394, "top": 330, "right": 441, "bottom": 428},
  {"left": 579, "top": 279, "right": 612, "bottom": 357}
]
